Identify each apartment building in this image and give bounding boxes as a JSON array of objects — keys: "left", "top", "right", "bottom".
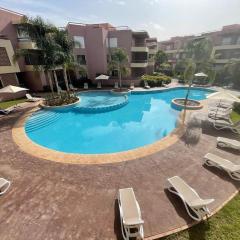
[
  {"left": 67, "top": 23, "right": 157, "bottom": 86},
  {"left": 0, "top": 7, "right": 51, "bottom": 92},
  {"left": 158, "top": 24, "right": 240, "bottom": 69}
]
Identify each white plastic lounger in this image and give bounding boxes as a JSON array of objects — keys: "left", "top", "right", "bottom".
[
  {"left": 208, "top": 118, "right": 240, "bottom": 133},
  {"left": 212, "top": 101, "right": 233, "bottom": 109},
  {"left": 26, "top": 94, "right": 42, "bottom": 102},
  {"left": 204, "top": 153, "right": 240, "bottom": 181},
  {"left": 69, "top": 84, "right": 78, "bottom": 91},
  {"left": 130, "top": 82, "right": 134, "bottom": 90},
  {"left": 208, "top": 109, "right": 232, "bottom": 120},
  {"left": 144, "top": 81, "right": 150, "bottom": 89},
  {"left": 167, "top": 176, "right": 214, "bottom": 221},
  {"left": 114, "top": 82, "right": 119, "bottom": 89},
  {"left": 84, "top": 83, "right": 88, "bottom": 89},
  {"left": 118, "top": 188, "right": 144, "bottom": 240},
  {"left": 0, "top": 178, "right": 11, "bottom": 195},
  {"left": 217, "top": 137, "right": 240, "bottom": 150},
  {"left": 97, "top": 82, "right": 102, "bottom": 89}
]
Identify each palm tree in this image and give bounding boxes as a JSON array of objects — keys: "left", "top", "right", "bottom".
[
  {"left": 52, "top": 28, "right": 74, "bottom": 92},
  {"left": 182, "top": 59, "right": 196, "bottom": 124},
  {"left": 108, "top": 48, "right": 130, "bottom": 89},
  {"left": 13, "top": 16, "right": 60, "bottom": 93}
]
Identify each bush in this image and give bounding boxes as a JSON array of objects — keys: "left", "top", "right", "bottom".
[
  {"left": 140, "top": 73, "right": 171, "bottom": 87},
  {"left": 233, "top": 102, "right": 240, "bottom": 114},
  {"left": 44, "top": 92, "right": 78, "bottom": 106}
]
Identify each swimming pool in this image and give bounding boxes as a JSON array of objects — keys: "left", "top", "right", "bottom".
[{"left": 25, "top": 87, "right": 213, "bottom": 154}]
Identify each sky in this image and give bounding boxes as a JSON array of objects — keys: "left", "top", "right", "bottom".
[{"left": 1, "top": 0, "right": 240, "bottom": 41}]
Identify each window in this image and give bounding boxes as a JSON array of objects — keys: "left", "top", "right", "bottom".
[
  {"left": 0, "top": 47, "right": 11, "bottom": 66},
  {"left": 111, "top": 70, "right": 118, "bottom": 77},
  {"left": 221, "top": 37, "right": 232, "bottom": 45},
  {"left": 236, "top": 36, "right": 240, "bottom": 45},
  {"left": 76, "top": 55, "right": 86, "bottom": 65},
  {"left": 74, "top": 36, "right": 85, "bottom": 48},
  {"left": 106, "top": 38, "right": 117, "bottom": 48},
  {"left": 166, "top": 45, "right": 171, "bottom": 50},
  {"left": 0, "top": 77, "right": 3, "bottom": 88},
  {"left": 17, "top": 25, "right": 29, "bottom": 41}
]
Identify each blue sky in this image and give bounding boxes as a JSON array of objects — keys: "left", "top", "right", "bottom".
[{"left": 1, "top": 0, "right": 240, "bottom": 40}]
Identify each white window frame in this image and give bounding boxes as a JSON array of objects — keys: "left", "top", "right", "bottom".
[{"left": 74, "top": 36, "right": 85, "bottom": 49}]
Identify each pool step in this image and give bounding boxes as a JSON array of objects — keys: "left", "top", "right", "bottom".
[{"left": 25, "top": 111, "right": 62, "bottom": 133}]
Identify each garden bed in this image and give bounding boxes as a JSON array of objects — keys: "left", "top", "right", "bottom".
[{"left": 171, "top": 98, "right": 203, "bottom": 110}]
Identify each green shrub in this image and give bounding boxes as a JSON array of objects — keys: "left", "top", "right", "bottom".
[
  {"left": 140, "top": 74, "right": 171, "bottom": 87},
  {"left": 233, "top": 102, "right": 240, "bottom": 114}
]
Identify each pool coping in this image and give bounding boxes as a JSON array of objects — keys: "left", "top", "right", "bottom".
[{"left": 12, "top": 106, "right": 185, "bottom": 165}]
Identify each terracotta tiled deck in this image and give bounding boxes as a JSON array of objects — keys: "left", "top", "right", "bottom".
[{"left": 0, "top": 106, "right": 239, "bottom": 240}]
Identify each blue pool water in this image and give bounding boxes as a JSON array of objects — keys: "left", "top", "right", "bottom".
[{"left": 25, "top": 88, "right": 213, "bottom": 154}]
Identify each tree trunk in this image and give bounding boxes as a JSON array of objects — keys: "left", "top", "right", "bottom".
[
  {"left": 63, "top": 67, "right": 69, "bottom": 92},
  {"left": 47, "top": 71, "right": 54, "bottom": 93},
  {"left": 182, "top": 83, "right": 192, "bottom": 124},
  {"left": 53, "top": 70, "right": 59, "bottom": 93},
  {"left": 118, "top": 62, "right": 122, "bottom": 89}
]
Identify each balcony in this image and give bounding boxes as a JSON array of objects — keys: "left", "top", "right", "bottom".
[
  {"left": 131, "top": 46, "right": 148, "bottom": 52},
  {"left": 148, "top": 48, "right": 157, "bottom": 54},
  {"left": 18, "top": 40, "right": 37, "bottom": 50},
  {"left": 131, "top": 60, "right": 148, "bottom": 68}
]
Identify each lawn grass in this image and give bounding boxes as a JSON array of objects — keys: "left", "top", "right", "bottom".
[
  {"left": 162, "top": 193, "right": 240, "bottom": 240},
  {"left": 231, "top": 110, "right": 240, "bottom": 123},
  {"left": 0, "top": 98, "right": 26, "bottom": 109}
]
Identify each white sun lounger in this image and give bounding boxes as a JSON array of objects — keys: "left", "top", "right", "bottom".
[
  {"left": 69, "top": 84, "right": 78, "bottom": 91},
  {"left": 130, "top": 82, "right": 134, "bottom": 90},
  {"left": 0, "top": 178, "right": 11, "bottom": 195},
  {"left": 208, "top": 118, "right": 240, "bottom": 134},
  {"left": 118, "top": 188, "right": 144, "bottom": 240},
  {"left": 97, "top": 82, "right": 102, "bottom": 89},
  {"left": 204, "top": 153, "right": 240, "bottom": 181},
  {"left": 144, "top": 81, "right": 150, "bottom": 89},
  {"left": 167, "top": 176, "right": 214, "bottom": 221},
  {"left": 26, "top": 94, "right": 42, "bottom": 102},
  {"left": 84, "top": 83, "right": 88, "bottom": 90},
  {"left": 211, "top": 101, "right": 233, "bottom": 109},
  {"left": 114, "top": 82, "right": 119, "bottom": 89},
  {"left": 217, "top": 137, "right": 240, "bottom": 150},
  {"left": 208, "top": 108, "right": 232, "bottom": 120}
]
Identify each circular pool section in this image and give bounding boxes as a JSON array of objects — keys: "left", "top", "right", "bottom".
[{"left": 25, "top": 88, "right": 213, "bottom": 154}]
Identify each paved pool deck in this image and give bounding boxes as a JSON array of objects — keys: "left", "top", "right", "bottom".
[{"left": 0, "top": 102, "right": 239, "bottom": 240}]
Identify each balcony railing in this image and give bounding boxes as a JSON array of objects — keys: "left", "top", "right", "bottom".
[{"left": 131, "top": 60, "right": 148, "bottom": 63}]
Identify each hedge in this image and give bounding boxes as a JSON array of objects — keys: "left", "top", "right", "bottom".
[{"left": 140, "top": 74, "right": 171, "bottom": 87}]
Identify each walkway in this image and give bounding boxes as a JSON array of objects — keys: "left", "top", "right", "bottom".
[{"left": 0, "top": 106, "right": 239, "bottom": 240}]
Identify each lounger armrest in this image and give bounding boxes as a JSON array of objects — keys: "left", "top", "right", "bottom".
[
  {"left": 190, "top": 198, "right": 215, "bottom": 208},
  {"left": 123, "top": 218, "right": 144, "bottom": 226}
]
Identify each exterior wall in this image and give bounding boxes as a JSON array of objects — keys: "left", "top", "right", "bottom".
[
  {"left": 0, "top": 38, "right": 20, "bottom": 74},
  {"left": 158, "top": 24, "right": 240, "bottom": 67},
  {"left": 22, "top": 71, "right": 46, "bottom": 91},
  {"left": 0, "top": 8, "right": 25, "bottom": 71}
]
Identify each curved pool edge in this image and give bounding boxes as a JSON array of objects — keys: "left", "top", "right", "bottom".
[{"left": 12, "top": 106, "right": 185, "bottom": 165}]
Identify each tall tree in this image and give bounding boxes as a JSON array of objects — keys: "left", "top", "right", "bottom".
[
  {"left": 108, "top": 48, "right": 130, "bottom": 89},
  {"left": 182, "top": 59, "right": 196, "bottom": 124},
  {"left": 224, "top": 59, "right": 240, "bottom": 89},
  {"left": 155, "top": 50, "right": 168, "bottom": 71}
]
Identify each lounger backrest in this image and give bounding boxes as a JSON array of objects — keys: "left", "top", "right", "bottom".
[
  {"left": 119, "top": 188, "right": 143, "bottom": 225},
  {"left": 168, "top": 176, "right": 201, "bottom": 207}
]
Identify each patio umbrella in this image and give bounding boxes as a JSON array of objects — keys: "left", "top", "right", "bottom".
[
  {"left": 194, "top": 72, "right": 208, "bottom": 77},
  {"left": 0, "top": 85, "right": 28, "bottom": 93},
  {"left": 95, "top": 74, "right": 109, "bottom": 80}
]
